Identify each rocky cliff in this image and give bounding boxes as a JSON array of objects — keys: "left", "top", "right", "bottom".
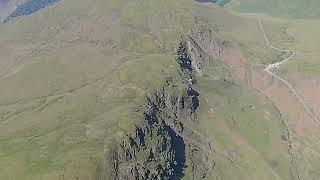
[
  {"left": 177, "top": 25, "right": 226, "bottom": 75},
  {"left": 108, "top": 24, "right": 224, "bottom": 180},
  {"left": 108, "top": 79, "right": 199, "bottom": 179}
]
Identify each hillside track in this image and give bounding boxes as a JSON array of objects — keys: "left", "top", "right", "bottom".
[{"left": 258, "top": 18, "right": 320, "bottom": 127}]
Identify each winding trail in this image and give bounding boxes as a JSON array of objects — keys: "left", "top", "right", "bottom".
[{"left": 258, "top": 18, "right": 320, "bottom": 127}]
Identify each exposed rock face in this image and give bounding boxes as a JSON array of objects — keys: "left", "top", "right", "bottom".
[
  {"left": 177, "top": 26, "right": 226, "bottom": 75},
  {"left": 146, "top": 81, "right": 200, "bottom": 125},
  {"left": 109, "top": 24, "right": 224, "bottom": 179},
  {"left": 109, "top": 80, "right": 200, "bottom": 180},
  {"left": 110, "top": 122, "right": 185, "bottom": 180}
]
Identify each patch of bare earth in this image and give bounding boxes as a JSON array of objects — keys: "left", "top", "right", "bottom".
[
  {"left": 223, "top": 49, "right": 246, "bottom": 81},
  {"left": 251, "top": 67, "right": 320, "bottom": 179},
  {"left": 288, "top": 74, "right": 320, "bottom": 121},
  {"left": 251, "top": 68, "right": 320, "bottom": 136}
]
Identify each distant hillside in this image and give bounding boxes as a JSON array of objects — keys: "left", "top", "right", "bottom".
[
  {"left": 1, "top": 0, "right": 320, "bottom": 179},
  {"left": 195, "top": 0, "right": 231, "bottom": 6},
  {"left": 234, "top": 0, "right": 320, "bottom": 18}
]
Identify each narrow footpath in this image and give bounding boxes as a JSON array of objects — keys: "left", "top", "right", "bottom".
[{"left": 258, "top": 18, "right": 320, "bottom": 127}]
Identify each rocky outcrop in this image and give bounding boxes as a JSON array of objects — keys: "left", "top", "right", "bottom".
[
  {"left": 110, "top": 122, "right": 185, "bottom": 179},
  {"left": 109, "top": 24, "right": 224, "bottom": 180},
  {"left": 109, "top": 78, "right": 200, "bottom": 180},
  {"left": 177, "top": 26, "right": 226, "bottom": 75},
  {"left": 146, "top": 80, "right": 199, "bottom": 124}
]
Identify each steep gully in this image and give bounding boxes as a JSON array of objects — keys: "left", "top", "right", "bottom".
[{"left": 258, "top": 18, "right": 320, "bottom": 127}]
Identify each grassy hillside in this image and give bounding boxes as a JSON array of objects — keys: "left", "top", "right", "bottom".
[
  {"left": 0, "top": 0, "right": 194, "bottom": 179},
  {"left": 0, "top": 0, "right": 320, "bottom": 179},
  {"left": 233, "top": 0, "right": 320, "bottom": 18}
]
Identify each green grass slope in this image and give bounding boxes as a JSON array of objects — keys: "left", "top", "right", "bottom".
[
  {"left": 0, "top": 0, "right": 317, "bottom": 179},
  {"left": 0, "top": 0, "right": 193, "bottom": 179},
  {"left": 233, "top": 0, "right": 320, "bottom": 18}
]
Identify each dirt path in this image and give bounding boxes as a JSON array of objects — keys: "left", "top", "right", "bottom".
[{"left": 258, "top": 18, "right": 320, "bottom": 127}]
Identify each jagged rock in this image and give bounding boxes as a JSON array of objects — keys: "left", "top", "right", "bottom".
[
  {"left": 177, "top": 26, "right": 226, "bottom": 75},
  {"left": 109, "top": 25, "right": 223, "bottom": 179},
  {"left": 110, "top": 120, "right": 185, "bottom": 179},
  {"left": 109, "top": 77, "right": 203, "bottom": 180},
  {"left": 147, "top": 82, "right": 200, "bottom": 125}
]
